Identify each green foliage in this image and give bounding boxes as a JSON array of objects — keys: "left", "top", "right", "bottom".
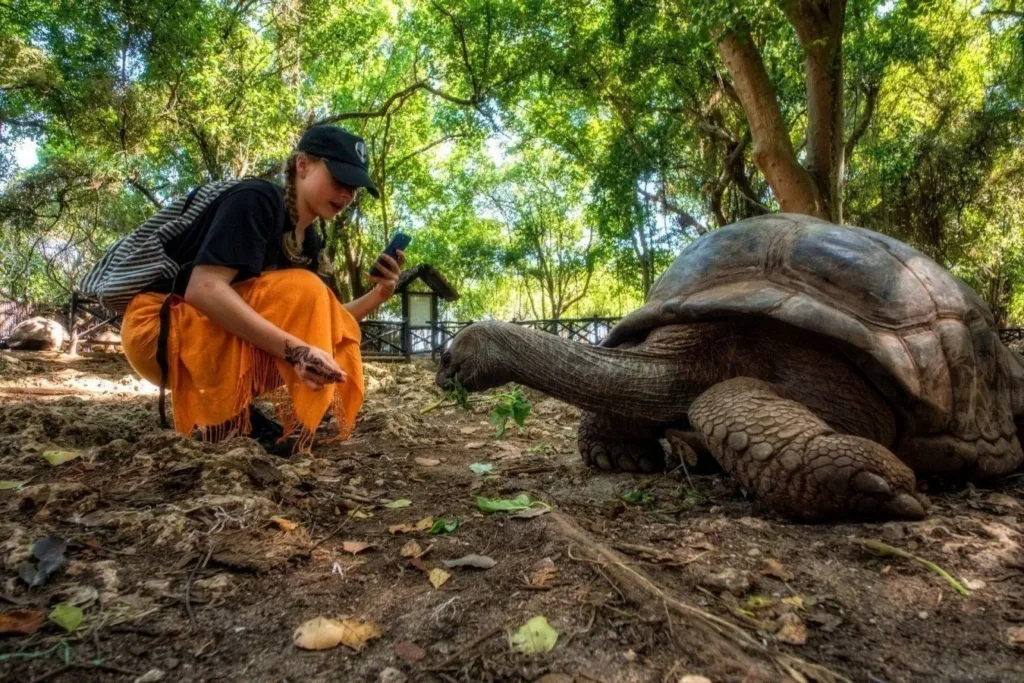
[
  {"left": 489, "top": 385, "right": 531, "bottom": 438},
  {"left": 2, "top": 0, "right": 1022, "bottom": 325},
  {"left": 428, "top": 517, "right": 460, "bottom": 535}
]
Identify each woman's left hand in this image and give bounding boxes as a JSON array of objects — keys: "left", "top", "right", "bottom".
[{"left": 369, "top": 250, "right": 406, "bottom": 301}]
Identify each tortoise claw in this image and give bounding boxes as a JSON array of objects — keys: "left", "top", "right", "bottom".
[
  {"left": 852, "top": 471, "right": 892, "bottom": 495},
  {"left": 882, "top": 492, "right": 927, "bottom": 520}
]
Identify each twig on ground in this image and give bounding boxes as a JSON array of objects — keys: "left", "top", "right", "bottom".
[
  {"left": 851, "top": 537, "right": 970, "bottom": 597},
  {"left": 429, "top": 624, "right": 504, "bottom": 671},
  {"left": 311, "top": 506, "right": 362, "bottom": 550},
  {"left": 184, "top": 546, "right": 213, "bottom": 631},
  {"left": 550, "top": 511, "right": 851, "bottom": 683},
  {"left": 30, "top": 662, "right": 141, "bottom": 683}
]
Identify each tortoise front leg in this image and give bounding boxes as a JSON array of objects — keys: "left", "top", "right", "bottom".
[
  {"left": 688, "top": 378, "right": 927, "bottom": 521},
  {"left": 577, "top": 410, "right": 666, "bottom": 473}
]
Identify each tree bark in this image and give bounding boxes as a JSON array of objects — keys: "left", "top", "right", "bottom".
[
  {"left": 716, "top": 27, "right": 826, "bottom": 219},
  {"left": 781, "top": 0, "right": 847, "bottom": 223}
]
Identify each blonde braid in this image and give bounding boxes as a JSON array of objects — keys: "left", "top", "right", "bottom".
[{"left": 282, "top": 150, "right": 323, "bottom": 265}]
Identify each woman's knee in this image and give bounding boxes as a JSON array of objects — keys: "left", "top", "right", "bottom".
[{"left": 255, "top": 269, "right": 330, "bottom": 303}]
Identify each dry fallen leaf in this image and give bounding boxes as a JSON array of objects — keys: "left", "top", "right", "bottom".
[
  {"left": 781, "top": 595, "right": 805, "bottom": 611},
  {"left": 0, "top": 609, "right": 46, "bottom": 635},
  {"left": 270, "top": 517, "right": 299, "bottom": 532},
  {"left": 1009, "top": 625, "right": 1024, "bottom": 647},
  {"left": 393, "top": 640, "right": 426, "bottom": 662},
  {"left": 512, "top": 506, "right": 551, "bottom": 519},
  {"left": 293, "top": 617, "right": 381, "bottom": 651},
  {"left": 342, "top": 541, "right": 374, "bottom": 555},
  {"left": 428, "top": 568, "right": 451, "bottom": 589},
  {"left": 530, "top": 557, "right": 557, "bottom": 586},
  {"left": 761, "top": 558, "right": 795, "bottom": 582},
  {"left": 465, "top": 442, "right": 486, "bottom": 450},
  {"left": 400, "top": 540, "right": 423, "bottom": 558},
  {"left": 775, "top": 613, "right": 807, "bottom": 645},
  {"left": 414, "top": 457, "right": 441, "bottom": 467},
  {"left": 388, "top": 517, "right": 435, "bottom": 535}
]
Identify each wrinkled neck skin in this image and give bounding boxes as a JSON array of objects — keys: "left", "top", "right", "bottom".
[{"left": 475, "top": 322, "right": 705, "bottom": 422}]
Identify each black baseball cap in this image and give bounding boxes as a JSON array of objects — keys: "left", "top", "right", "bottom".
[{"left": 297, "top": 125, "right": 379, "bottom": 198}]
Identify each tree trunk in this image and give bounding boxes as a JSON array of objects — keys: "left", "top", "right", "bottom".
[
  {"left": 781, "top": 0, "right": 846, "bottom": 223},
  {"left": 716, "top": 0, "right": 848, "bottom": 223}
]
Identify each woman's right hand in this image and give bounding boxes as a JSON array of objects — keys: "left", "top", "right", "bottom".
[{"left": 284, "top": 340, "right": 346, "bottom": 390}]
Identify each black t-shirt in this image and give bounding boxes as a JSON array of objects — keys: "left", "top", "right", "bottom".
[{"left": 147, "top": 179, "right": 325, "bottom": 293}]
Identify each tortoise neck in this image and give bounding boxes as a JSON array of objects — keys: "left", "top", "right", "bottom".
[{"left": 484, "top": 323, "right": 707, "bottom": 421}]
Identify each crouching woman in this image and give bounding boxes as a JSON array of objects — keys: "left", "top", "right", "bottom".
[{"left": 119, "top": 125, "right": 403, "bottom": 454}]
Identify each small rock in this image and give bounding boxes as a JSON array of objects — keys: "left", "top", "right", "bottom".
[
  {"left": 679, "top": 677, "right": 713, "bottom": 683},
  {"left": 195, "top": 573, "right": 234, "bottom": 595},
  {"left": 134, "top": 670, "right": 165, "bottom": 683},
  {"left": 918, "top": 611, "right": 929, "bottom": 620},
  {"left": 623, "top": 649, "right": 637, "bottom": 662},
  {"left": 747, "top": 548, "right": 761, "bottom": 557},
  {"left": 378, "top": 667, "right": 406, "bottom": 683},
  {"left": 881, "top": 522, "right": 906, "bottom": 541},
  {"left": 700, "top": 568, "right": 753, "bottom": 596},
  {"left": 964, "top": 578, "right": 986, "bottom": 591},
  {"left": 986, "top": 493, "right": 1021, "bottom": 510},
  {"left": 737, "top": 516, "right": 769, "bottom": 531},
  {"left": 164, "top": 658, "right": 179, "bottom": 670}
]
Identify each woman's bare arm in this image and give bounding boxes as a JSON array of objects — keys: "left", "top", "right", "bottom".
[{"left": 184, "top": 265, "right": 344, "bottom": 388}]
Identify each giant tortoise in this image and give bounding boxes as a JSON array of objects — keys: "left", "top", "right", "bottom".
[{"left": 436, "top": 214, "right": 1024, "bottom": 521}]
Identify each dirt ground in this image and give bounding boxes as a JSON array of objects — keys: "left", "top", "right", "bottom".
[{"left": 1, "top": 349, "right": 1023, "bottom": 683}]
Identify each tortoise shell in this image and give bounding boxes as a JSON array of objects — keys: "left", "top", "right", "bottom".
[{"left": 604, "top": 214, "right": 1024, "bottom": 445}]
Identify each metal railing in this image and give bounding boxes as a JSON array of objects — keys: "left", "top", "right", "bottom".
[
  {"left": 358, "top": 317, "right": 625, "bottom": 358},
  {"left": 5, "top": 293, "right": 1024, "bottom": 359}
]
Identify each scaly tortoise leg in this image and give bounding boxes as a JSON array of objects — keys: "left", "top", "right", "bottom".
[
  {"left": 688, "top": 378, "right": 927, "bottom": 521},
  {"left": 577, "top": 410, "right": 666, "bottom": 473}
]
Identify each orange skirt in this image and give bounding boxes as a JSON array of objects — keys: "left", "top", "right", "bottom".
[{"left": 120, "top": 269, "right": 364, "bottom": 452}]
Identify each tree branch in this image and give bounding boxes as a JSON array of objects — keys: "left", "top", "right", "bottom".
[
  {"left": 126, "top": 177, "right": 163, "bottom": 209},
  {"left": 844, "top": 83, "right": 879, "bottom": 161},
  {"left": 311, "top": 81, "right": 481, "bottom": 127},
  {"left": 639, "top": 188, "right": 708, "bottom": 236}
]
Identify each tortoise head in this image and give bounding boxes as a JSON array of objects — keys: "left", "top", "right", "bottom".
[{"left": 435, "top": 321, "right": 514, "bottom": 393}]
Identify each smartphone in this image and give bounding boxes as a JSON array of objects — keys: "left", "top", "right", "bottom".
[{"left": 369, "top": 232, "right": 412, "bottom": 278}]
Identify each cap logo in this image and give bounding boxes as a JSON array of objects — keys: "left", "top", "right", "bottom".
[{"left": 355, "top": 140, "right": 367, "bottom": 164}]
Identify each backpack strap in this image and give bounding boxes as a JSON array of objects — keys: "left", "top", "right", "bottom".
[
  {"left": 156, "top": 265, "right": 192, "bottom": 430},
  {"left": 157, "top": 293, "right": 174, "bottom": 429}
]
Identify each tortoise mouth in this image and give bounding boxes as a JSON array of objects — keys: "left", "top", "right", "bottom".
[{"left": 434, "top": 351, "right": 472, "bottom": 391}]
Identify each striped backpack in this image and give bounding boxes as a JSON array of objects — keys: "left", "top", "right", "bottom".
[{"left": 78, "top": 179, "right": 242, "bottom": 313}]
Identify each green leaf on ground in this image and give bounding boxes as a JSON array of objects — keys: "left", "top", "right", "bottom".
[
  {"left": 41, "top": 451, "right": 78, "bottom": 466},
  {"left": 623, "top": 489, "right": 654, "bottom": 505},
  {"left": 469, "top": 463, "right": 493, "bottom": 475},
  {"left": 428, "top": 517, "right": 460, "bottom": 535},
  {"left": 476, "top": 493, "right": 549, "bottom": 514},
  {"left": 0, "top": 480, "right": 26, "bottom": 490},
  {"left": 48, "top": 603, "right": 83, "bottom": 632},
  {"left": 510, "top": 616, "right": 558, "bottom": 655}
]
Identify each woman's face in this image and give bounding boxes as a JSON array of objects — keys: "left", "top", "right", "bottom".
[{"left": 297, "top": 156, "right": 358, "bottom": 222}]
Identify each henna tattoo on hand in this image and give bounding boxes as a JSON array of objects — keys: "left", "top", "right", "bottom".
[{"left": 284, "top": 340, "right": 344, "bottom": 382}]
